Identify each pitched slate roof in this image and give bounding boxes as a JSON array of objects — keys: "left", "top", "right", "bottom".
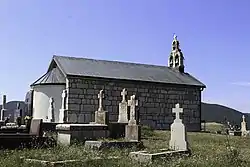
[
  {"left": 31, "top": 66, "right": 65, "bottom": 86},
  {"left": 47, "top": 55, "right": 205, "bottom": 87}
]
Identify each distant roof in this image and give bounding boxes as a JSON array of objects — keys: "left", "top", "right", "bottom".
[
  {"left": 31, "top": 66, "right": 65, "bottom": 86},
  {"left": 44, "top": 55, "right": 205, "bottom": 88}
]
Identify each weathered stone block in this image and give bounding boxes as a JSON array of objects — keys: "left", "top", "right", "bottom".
[{"left": 125, "top": 125, "right": 141, "bottom": 141}]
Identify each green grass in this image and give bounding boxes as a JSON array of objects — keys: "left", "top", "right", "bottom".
[
  {"left": 0, "top": 124, "right": 250, "bottom": 167},
  {"left": 203, "top": 122, "right": 225, "bottom": 133}
]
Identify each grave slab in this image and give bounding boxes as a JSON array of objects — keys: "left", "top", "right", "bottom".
[
  {"left": 129, "top": 149, "right": 191, "bottom": 163},
  {"left": 56, "top": 124, "right": 109, "bottom": 145},
  {"left": 21, "top": 156, "right": 120, "bottom": 167},
  {"left": 84, "top": 140, "right": 144, "bottom": 150}
]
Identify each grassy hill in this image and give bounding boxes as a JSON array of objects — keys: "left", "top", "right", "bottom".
[{"left": 201, "top": 102, "right": 249, "bottom": 126}]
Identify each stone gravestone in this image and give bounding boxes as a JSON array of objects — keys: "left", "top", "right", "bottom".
[
  {"left": 118, "top": 88, "right": 128, "bottom": 123},
  {"left": 169, "top": 103, "right": 188, "bottom": 151},
  {"left": 47, "top": 97, "right": 55, "bottom": 122},
  {"left": 0, "top": 95, "right": 7, "bottom": 121},
  {"left": 29, "top": 119, "right": 43, "bottom": 136},
  {"left": 92, "top": 90, "right": 108, "bottom": 125},
  {"left": 241, "top": 115, "right": 248, "bottom": 136},
  {"left": 59, "top": 89, "right": 67, "bottom": 123},
  {"left": 125, "top": 95, "right": 140, "bottom": 141}
]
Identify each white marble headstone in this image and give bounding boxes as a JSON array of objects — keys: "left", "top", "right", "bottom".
[
  {"left": 118, "top": 88, "right": 128, "bottom": 123},
  {"left": 59, "top": 89, "right": 67, "bottom": 123},
  {"left": 169, "top": 103, "right": 188, "bottom": 151},
  {"left": 241, "top": 115, "right": 248, "bottom": 136},
  {"left": 241, "top": 115, "right": 247, "bottom": 132}
]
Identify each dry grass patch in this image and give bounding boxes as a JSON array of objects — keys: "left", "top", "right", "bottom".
[{"left": 0, "top": 124, "right": 250, "bottom": 167}]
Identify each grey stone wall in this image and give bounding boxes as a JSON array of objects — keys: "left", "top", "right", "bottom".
[{"left": 65, "top": 76, "right": 202, "bottom": 131}]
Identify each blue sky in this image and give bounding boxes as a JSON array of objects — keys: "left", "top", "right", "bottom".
[{"left": 0, "top": 1, "right": 250, "bottom": 112}]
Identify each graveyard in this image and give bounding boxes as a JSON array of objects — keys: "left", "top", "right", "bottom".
[
  {"left": 0, "top": 89, "right": 250, "bottom": 166},
  {"left": 0, "top": 71, "right": 249, "bottom": 166},
  {"left": 0, "top": 125, "right": 250, "bottom": 167}
]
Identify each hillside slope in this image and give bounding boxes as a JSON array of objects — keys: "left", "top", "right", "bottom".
[
  {"left": 201, "top": 102, "right": 249, "bottom": 126},
  {"left": 0, "top": 101, "right": 247, "bottom": 126}
]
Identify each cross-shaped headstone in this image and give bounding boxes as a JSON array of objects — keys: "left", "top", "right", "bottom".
[
  {"left": 242, "top": 115, "right": 246, "bottom": 122},
  {"left": 172, "top": 103, "right": 183, "bottom": 121},
  {"left": 128, "top": 95, "right": 138, "bottom": 124},
  {"left": 98, "top": 90, "right": 104, "bottom": 111},
  {"left": 121, "top": 88, "right": 127, "bottom": 103}
]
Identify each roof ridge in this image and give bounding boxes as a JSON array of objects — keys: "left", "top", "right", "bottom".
[
  {"left": 50, "top": 54, "right": 205, "bottom": 87},
  {"left": 53, "top": 55, "right": 172, "bottom": 69}
]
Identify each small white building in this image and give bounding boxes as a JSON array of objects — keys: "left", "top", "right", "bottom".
[{"left": 30, "top": 65, "right": 66, "bottom": 122}]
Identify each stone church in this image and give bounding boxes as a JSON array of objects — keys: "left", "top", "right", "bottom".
[{"left": 29, "top": 35, "right": 205, "bottom": 131}]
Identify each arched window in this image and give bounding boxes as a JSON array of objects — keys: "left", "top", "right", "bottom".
[{"left": 175, "top": 55, "right": 179, "bottom": 66}]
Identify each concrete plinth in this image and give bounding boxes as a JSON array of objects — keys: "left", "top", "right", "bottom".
[{"left": 56, "top": 124, "right": 109, "bottom": 145}]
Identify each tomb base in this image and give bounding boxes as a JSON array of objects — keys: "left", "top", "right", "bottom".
[
  {"left": 85, "top": 140, "right": 144, "bottom": 150},
  {"left": 59, "top": 109, "right": 68, "bottom": 123},
  {"left": 228, "top": 130, "right": 242, "bottom": 136},
  {"left": 42, "top": 122, "right": 61, "bottom": 132},
  {"left": 108, "top": 122, "right": 127, "bottom": 139},
  {"left": 125, "top": 124, "right": 141, "bottom": 141},
  {"left": 56, "top": 124, "right": 109, "bottom": 145}
]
